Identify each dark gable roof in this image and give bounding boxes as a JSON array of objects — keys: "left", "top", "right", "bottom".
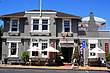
[{"left": 0, "top": 10, "right": 82, "bottom": 19}]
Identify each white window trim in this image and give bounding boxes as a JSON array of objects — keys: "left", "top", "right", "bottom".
[
  {"left": 30, "top": 39, "right": 49, "bottom": 57},
  {"left": 8, "top": 42, "right": 19, "bottom": 57},
  {"left": 41, "top": 39, "right": 49, "bottom": 57},
  {"left": 9, "top": 18, "right": 19, "bottom": 33},
  {"left": 62, "top": 19, "right": 72, "bottom": 33},
  {"left": 31, "top": 17, "right": 50, "bottom": 33},
  {"left": 88, "top": 43, "right": 98, "bottom": 58}
]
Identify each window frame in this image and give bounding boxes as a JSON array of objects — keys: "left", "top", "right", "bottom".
[
  {"left": 33, "top": 19, "right": 39, "bottom": 31},
  {"left": 42, "top": 19, "right": 48, "bottom": 31},
  {"left": 62, "top": 19, "right": 71, "bottom": 33},
  {"left": 31, "top": 17, "right": 50, "bottom": 32},
  {"left": 41, "top": 39, "right": 48, "bottom": 57},
  {"left": 10, "top": 18, "right": 19, "bottom": 32},
  {"left": 9, "top": 42, "right": 18, "bottom": 57}
]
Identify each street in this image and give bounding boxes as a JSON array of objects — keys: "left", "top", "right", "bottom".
[{"left": 0, "top": 68, "right": 109, "bottom": 73}]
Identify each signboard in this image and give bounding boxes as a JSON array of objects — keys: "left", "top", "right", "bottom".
[
  {"left": 105, "top": 43, "right": 108, "bottom": 56},
  {"left": 82, "top": 41, "right": 85, "bottom": 48}
]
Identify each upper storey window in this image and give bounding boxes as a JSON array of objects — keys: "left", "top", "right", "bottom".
[
  {"left": 11, "top": 19, "right": 19, "bottom": 32},
  {"left": 42, "top": 19, "right": 48, "bottom": 30},
  {"left": 33, "top": 19, "right": 39, "bottom": 30},
  {"left": 64, "top": 20, "right": 70, "bottom": 32},
  {"left": 31, "top": 17, "right": 50, "bottom": 33}
]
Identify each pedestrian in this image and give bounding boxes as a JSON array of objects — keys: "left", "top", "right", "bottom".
[{"left": 101, "top": 58, "right": 105, "bottom": 64}]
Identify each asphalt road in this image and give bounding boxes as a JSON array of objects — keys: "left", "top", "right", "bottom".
[{"left": 0, "top": 68, "right": 109, "bottom": 73}]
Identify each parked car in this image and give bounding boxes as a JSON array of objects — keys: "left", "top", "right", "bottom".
[{"left": 106, "top": 61, "right": 110, "bottom": 69}]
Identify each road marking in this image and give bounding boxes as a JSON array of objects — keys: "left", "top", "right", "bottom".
[
  {"left": 14, "top": 70, "right": 25, "bottom": 71},
  {"left": 0, "top": 69, "right": 8, "bottom": 71},
  {"left": 56, "top": 71, "right": 67, "bottom": 72},
  {"left": 86, "top": 71, "right": 89, "bottom": 73},
  {"left": 35, "top": 70, "right": 46, "bottom": 72}
]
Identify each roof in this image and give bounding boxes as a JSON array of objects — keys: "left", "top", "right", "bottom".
[{"left": 0, "top": 10, "right": 82, "bottom": 19}]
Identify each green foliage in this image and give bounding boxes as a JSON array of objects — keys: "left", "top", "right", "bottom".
[
  {"left": 106, "top": 53, "right": 110, "bottom": 61},
  {"left": 73, "top": 44, "right": 79, "bottom": 61},
  {"left": 0, "top": 25, "right": 3, "bottom": 36},
  {"left": 21, "top": 51, "right": 29, "bottom": 62},
  {"left": 57, "top": 46, "right": 63, "bottom": 57}
]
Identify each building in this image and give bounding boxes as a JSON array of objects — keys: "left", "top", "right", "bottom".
[{"left": 0, "top": 10, "right": 110, "bottom": 64}]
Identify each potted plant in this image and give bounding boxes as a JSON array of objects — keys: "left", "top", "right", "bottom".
[
  {"left": 106, "top": 53, "right": 110, "bottom": 69},
  {"left": 21, "top": 51, "right": 29, "bottom": 65}
]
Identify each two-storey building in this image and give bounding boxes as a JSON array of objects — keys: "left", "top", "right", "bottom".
[{"left": 0, "top": 10, "right": 110, "bottom": 64}]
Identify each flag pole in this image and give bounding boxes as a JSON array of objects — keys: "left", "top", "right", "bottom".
[{"left": 40, "top": 0, "right": 42, "bottom": 17}]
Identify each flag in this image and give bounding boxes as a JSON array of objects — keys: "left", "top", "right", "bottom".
[
  {"left": 63, "top": 33, "right": 68, "bottom": 40},
  {"left": 81, "top": 24, "right": 86, "bottom": 27},
  {"left": 98, "top": 25, "right": 103, "bottom": 27}
]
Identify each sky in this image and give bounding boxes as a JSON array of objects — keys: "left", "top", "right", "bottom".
[{"left": 0, "top": 0, "right": 110, "bottom": 30}]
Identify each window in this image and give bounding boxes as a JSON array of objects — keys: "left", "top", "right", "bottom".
[
  {"left": 33, "top": 19, "right": 39, "bottom": 30},
  {"left": 90, "top": 44, "right": 96, "bottom": 50},
  {"left": 32, "top": 51, "right": 38, "bottom": 56},
  {"left": 42, "top": 43, "right": 47, "bottom": 56},
  {"left": 42, "top": 19, "right": 48, "bottom": 30},
  {"left": 32, "top": 43, "right": 38, "bottom": 47},
  {"left": 64, "top": 20, "right": 70, "bottom": 32},
  {"left": 11, "top": 20, "right": 18, "bottom": 32},
  {"left": 90, "top": 52, "right": 96, "bottom": 56},
  {"left": 11, "top": 43, "right": 17, "bottom": 55}
]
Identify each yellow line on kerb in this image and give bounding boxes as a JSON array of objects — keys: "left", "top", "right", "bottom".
[{"left": 86, "top": 71, "right": 89, "bottom": 73}]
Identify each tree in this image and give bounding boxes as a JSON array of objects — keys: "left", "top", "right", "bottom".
[
  {"left": 0, "top": 25, "right": 3, "bottom": 60},
  {"left": 0, "top": 25, "right": 3, "bottom": 36},
  {"left": 21, "top": 51, "right": 29, "bottom": 65},
  {"left": 73, "top": 44, "right": 79, "bottom": 61},
  {"left": 106, "top": 53, "right": 110, "bottom": 61}
]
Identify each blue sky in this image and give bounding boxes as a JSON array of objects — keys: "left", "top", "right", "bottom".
[{"left": 0, "top": 0, "right": 110, "bottom": 30}]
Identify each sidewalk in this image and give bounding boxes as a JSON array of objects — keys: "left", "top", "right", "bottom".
[{"left": 0, "top": 64, "right": 109, "bottom": 71}]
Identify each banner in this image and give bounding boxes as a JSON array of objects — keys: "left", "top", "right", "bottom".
[{"left": 80, "top": 43, "right": 83, "bottom": 58}]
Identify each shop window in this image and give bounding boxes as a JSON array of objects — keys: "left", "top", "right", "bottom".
[
  {"left": 90, "top": 52, "right": 96, "bottom": 56},
  {"left": 32, "top": 51, "right": 38, "bottom": 56},
  {"left": 90, "top": 44, "right": 96, "bottom": 50},
  {"left": 32, "top": 43, "right": 38, "bottom": 47},
  {"left": 42, "top": 43, "right": 47, "bottom": 56}
]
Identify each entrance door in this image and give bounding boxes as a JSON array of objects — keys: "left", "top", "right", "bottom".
[{"left": 61, "top": 47, "right": 73, "bottom": 63}]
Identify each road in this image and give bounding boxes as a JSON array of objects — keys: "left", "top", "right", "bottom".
[{"left": 0, "top": 68, "right": 109, "bottom": 73}]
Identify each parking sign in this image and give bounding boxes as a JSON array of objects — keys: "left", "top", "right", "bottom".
[{"left": 82, "top": 41, "right": 85, "bottom": 48}]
